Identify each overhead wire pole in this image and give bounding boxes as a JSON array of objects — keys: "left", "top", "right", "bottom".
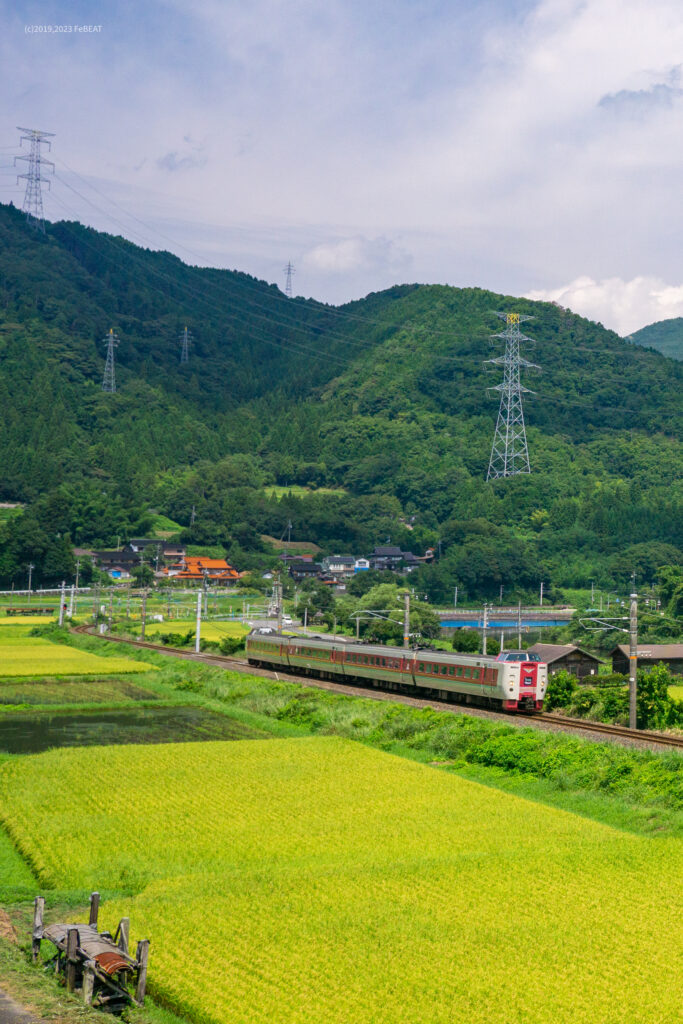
[
  {"left": 629, "top": 583, "right": 638, "bottom": 731},
  {"left": 486, "top": 312, "right": 539, "bottom": 480},
  {"left": 15, "top": 127, "right": 55, "bottom": 232}
]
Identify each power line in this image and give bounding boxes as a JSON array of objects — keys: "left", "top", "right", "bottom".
[
  {"left": 102, "top": 328, "right": 119, "bottom": 393},
  {"left": 15, "top": 127, "right": 54, "bottom": 232},
  {"left": 486, "top": 312, "right": 539, "bottom": 480}
]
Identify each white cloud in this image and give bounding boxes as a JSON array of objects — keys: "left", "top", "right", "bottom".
[
  {"left": 303, "top": 236, "right": 410, "bottom": 275},
  {"left": 525, "top": 276, "right": 683, "bottom": 335}
]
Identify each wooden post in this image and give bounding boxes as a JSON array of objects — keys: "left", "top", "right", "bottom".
[
  {"left": 134, "top": 940, "right": 150, "bottom": 1005},
  {"left": 82, "top": 964, "right": 95, "bottom": 1005},
  {"left": 117, "top": 917, "right": 129, "bottom": 954},
  {"left": 89, "top": 891, "right": 100, "bottom": 928},
  {"left": 65, "top": 927, "right": 79, "bottom": 993},
  {"left": 31, "top": 896, "right": 44, "bottom": 962}
]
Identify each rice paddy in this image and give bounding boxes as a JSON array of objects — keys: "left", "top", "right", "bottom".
[
  {"left": 0, "top": 637, "right": 157, "bottom": 677},
  {"left": 0, "top": 736, "right": 680, "bottom": 1024}
]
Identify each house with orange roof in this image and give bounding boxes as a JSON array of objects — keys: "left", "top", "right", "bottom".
[{"left": 162, "top": 555, "right": 239, "bottom": 582}]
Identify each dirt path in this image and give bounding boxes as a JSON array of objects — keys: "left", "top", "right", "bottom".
[{"left": 0, "top": 991, "right": 38, "bottom": 1024}]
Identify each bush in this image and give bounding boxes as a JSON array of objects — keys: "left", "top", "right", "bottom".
[{"left": 544, "top": 670, "right": 577, "bottom": 710}]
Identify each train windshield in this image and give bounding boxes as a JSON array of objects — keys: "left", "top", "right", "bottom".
[{"left": 499, "top": 652, "right": 541, "bottom": 662}]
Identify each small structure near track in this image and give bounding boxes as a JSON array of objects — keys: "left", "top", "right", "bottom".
[
  {"left": 5, "top": 607, "right": 54, "bottom": 616},
  {"left": 32, "top": 892, "right": 149, "bottom": 1012}
]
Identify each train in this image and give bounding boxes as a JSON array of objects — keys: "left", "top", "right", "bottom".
[{"left": 246, "top": 629, "right": 548, "bottom": 712}]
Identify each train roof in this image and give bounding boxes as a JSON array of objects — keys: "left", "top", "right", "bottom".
[{"left": 247, "top": 629, "right": 499, "bottom": 668}]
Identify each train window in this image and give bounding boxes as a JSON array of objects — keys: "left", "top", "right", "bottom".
[
  {"left": 441, "top": 666, "right": 447, "bottom": 675},
  {"left": 463, "top": 667, "right": 471, "bottom": 678},
  {"left": 418, "top": 662, "right": 424, "bottom": 671},
  {"left": 363, "top": 657, "right": 368, "bottom": 665},
  {"left": 448, "top": 667, "right": 454, "bottom": 676}
]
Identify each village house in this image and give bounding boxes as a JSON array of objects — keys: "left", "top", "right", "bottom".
[
  {"left": 527, "top": 643, "right": 603, "bottom": 679},
  {"left": 611, "top": 644, "right": 683, "bottom": 676}
]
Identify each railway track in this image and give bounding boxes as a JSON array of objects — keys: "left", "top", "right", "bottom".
[{"left": 73, "top": 626, "right": 683, "bottom": 750}]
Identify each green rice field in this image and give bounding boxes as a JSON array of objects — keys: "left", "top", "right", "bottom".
[
  {"left": 1, "top": 736, "right": 680, "bottom": 1024},
  {"left": 0, "top": 637, "right": 157, "bottom": 677}
]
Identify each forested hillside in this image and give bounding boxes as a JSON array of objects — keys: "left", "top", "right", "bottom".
[
  {"left": 628, "top": 318, "right": 683, "bottom": 361},
  {"left": 0, "top": 202, "right": 681, "bottom": 598}
]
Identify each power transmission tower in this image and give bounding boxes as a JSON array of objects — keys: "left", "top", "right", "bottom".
[
  {"left": 15, "top": 127, "right": 55, "bottom": 232},
  {"left": 283, "top": 261, "right": 295, "bottom": 298},
  {"left": 485, "top": 312, "right": 539, "bottom": 480},
  {"left": 179, "top": 325, "right": 192, "bottom": 364},
  {"left": 102, "top": 329, "right": 119, "bottom": 393}
]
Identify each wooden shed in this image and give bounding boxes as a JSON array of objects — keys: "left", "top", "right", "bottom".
[{"left": 611, "top": 644, "right": 683, "bottom": 676}]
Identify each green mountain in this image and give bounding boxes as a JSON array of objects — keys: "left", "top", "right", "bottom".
[
  {"left": 0, "top": 202, "right": 681, "bottom": 598},
  {"left": 627, "top": 318, "right": 683, "bottom": 360}
]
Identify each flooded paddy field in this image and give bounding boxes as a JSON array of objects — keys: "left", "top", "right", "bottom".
[{"left": 0, "top": 705, "right": 269, "bottom": 754}]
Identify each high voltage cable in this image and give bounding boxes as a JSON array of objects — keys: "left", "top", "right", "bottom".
[
  {"left": 46, "top": 189, "right": 358, "bottom": 370},
  {"left": 50, "top": 159, "right": 581, "bottom": 341}
]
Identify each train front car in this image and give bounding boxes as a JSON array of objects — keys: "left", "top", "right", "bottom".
[{"left": 495, "top": 651, "right": 547, "bottom": 711}]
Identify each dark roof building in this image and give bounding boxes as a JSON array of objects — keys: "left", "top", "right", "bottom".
[
  {"left": 611, "top": 644, "right": 683, "bottom": 676},
  {"left": 289, "top": 560, "right": 322, "bottom": 581},
  {"left": 527, "top": 643, "right": 603, "bottom": 679}
]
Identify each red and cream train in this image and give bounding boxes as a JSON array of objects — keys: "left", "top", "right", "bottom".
[{"left": 246, "top": 630, "right": 547, "bottom": 712}]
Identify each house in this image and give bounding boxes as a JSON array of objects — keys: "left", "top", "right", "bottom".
[
  {"left": 162, "top": 556, "right": 239, "bottom": 582},
  {"left": 368, "top": 546, "right": 408, "bottom": 571},
  {"left": 320, "top": 555, "right": 357, "bottom": 578},
  {"left": 92, "top": 548, "right": 140, "bottom": 577},
  {"left": 354, "top": 558, "right": 370, "bottom": 573},
  {"left": 611, "top": 644, "right": 683, "bottom": 676},
  {"left": 367, "top": 546, "right": 423, "bottom": 573},
  {"left": 289, "top": 560, "right": 322, "bottom": 582},
  {"left": 527, "top": 643, "right": 603, "bottom": 679}
]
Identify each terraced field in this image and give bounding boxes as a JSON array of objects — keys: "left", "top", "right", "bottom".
[{"left": 0, "top": 737, "right": 680, "bottom": 1024}]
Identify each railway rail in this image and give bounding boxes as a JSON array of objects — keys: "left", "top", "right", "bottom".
[{"left": 73, "top": 626, "right": 683, "bottom": 750}]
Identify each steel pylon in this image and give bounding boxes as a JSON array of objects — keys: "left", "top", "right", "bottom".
[
  {"left": 486, "top": 312, "right": 539, "bottom": 480},
  {"left": 15, "top": 127, "right": 55, "bottom": 232},
  {"left": 102, "top": 329, "right": 119, "bottom": 393}
]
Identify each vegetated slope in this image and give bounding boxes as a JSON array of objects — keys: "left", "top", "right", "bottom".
[
  {"left": 627, "top": 317, "right": 683, "bottom": 360},
  {"left": 1, "top": 737, "right": 681, "bottom": 1024},
  {"left": 0, "top": 201, "right": 682, "bottom": 593}
]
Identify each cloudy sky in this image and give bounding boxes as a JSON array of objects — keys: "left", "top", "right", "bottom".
[{"left": 2, "top": 0, "right": 683, "bottom": 334}]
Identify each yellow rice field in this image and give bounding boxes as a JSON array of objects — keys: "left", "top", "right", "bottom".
[
  {"left": 0, "top": 637, "right": 156, "bottom": 677},
  {"left": 0, "top": 737, "right": 680, "bottom": 1024},
  {"left": 142, "top": 618, "right": 248, "bottom": 641}
]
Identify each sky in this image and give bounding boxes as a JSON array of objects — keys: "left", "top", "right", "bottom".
[{"left": 1, "top": 0, "right": 683, "bottom": 335}]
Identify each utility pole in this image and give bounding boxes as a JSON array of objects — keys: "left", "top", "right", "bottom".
[
  {"left": 15, "top": 127, "right": 54, "bottom": 231},
  {"left": 179, "top": 326, "right": 192, "bottom": 364},
  {"left": 107, "top": 588, "right": 113, "bottom": 632},
  {"left": 276, "top": 578, "right": 283, "bottom": 632},
  {"left": 591, "top": 579, "right": 595, "bottom": 606},
  {"left": 454, "top": 586, "right": 458, "bottom": 609},
  {"left": 517, "top": 600, "right": 522, "bottom": 648},
  {"left": 74, "top": 558, "right": 81, "bottom": 590},
  {"left": 126, "top": 585, "right": 131, "bottom": 619},
  {"left": 27, "top": 563, "right": 34, "bottom": 604},
  {"left": 92, "top": 584, "right": 99, "bottom": 623},
  {"left": 486, "top": 312, "right": 538, "bottom": 480},
  {"left": 102, "top": 329, "right": 119, "bottom": 393},
  {"left": 195, "top": 590, "right": 202, "bottom": 653},
  {"left": 629, "top": 583, "right": 638, "bottom": 731},
  {"left": 499, "top": 584, "right": 503, "bottom": 603},
  {"left": 202, "top": 572, "right": 208, "bottom": 616},
  {"left": 68, "top": 583, "right": 75, "bottom": 618},
  {"left": 283, "top": 261, "right": 295, "bottom": 298},
  {"left": 190, "top": 505, "right": 196, "bottom": 526},
  {"left": 58, "top": 581, "right": 66, "bottom": 626},
  {"left": 403, "top": 591, "right": 410, "bottom": 649},
  {"left": 140, "top": 590, "right": 148, "bottom": 640},
  {"left": 482, "top": 602, "right": 488, "bottom": 656},
  {"left": 539, "top": 581, "right": 544, "bottom": 607}
]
